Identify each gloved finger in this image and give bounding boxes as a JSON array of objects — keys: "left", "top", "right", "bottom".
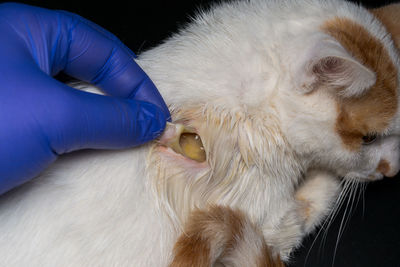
[
  {"left": 57, "top": 11, "right": 170, "bottom": 120},
  {"left": 0, "top": 3, "right": 167, "bottom": 112},
  {"left": 47, "top": 83, "right": 167, "bottom": 154},
  {"left": 0, "top": 124, "right": 57, "bottom": 195},
  {"left": 0, "top": 3, "right": 170, "bottom": 120}
]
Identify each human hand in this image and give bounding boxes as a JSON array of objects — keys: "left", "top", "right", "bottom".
[{"left": 0, "top": 3, "right": 170, "bottom": 194}]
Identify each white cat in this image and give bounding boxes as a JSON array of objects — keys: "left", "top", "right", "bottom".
[{"left": 1, "top": 0, "right": 399, "bottom": 266}]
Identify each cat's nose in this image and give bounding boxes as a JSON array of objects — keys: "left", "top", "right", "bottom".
[{"left": 376, "top": 159, "right": 399, "bottom": 177}]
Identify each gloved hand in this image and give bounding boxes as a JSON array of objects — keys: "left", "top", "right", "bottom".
[{"left": 0, "top": 3, "right": 171, "bottom": 194}]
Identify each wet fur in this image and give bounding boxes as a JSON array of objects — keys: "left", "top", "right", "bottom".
[{"left": 1, "top": 0, "right": 400, "bottom": 266}]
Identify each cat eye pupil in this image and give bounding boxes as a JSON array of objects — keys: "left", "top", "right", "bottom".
[{"left": 362, "top": 134, "right": 377, "bottom": 145}]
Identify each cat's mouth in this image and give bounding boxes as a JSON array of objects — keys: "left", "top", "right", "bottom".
[{"left": 158, "top": 122, "right": 206, "bottom": 163}]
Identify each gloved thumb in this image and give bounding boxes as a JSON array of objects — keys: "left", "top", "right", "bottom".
[{"left": 47, "top": 85, "right": 167, "bottom": 155}]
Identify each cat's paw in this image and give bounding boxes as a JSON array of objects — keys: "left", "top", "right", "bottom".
[{"left": 295, "top": 170, "right": 341, "bottom": 234}]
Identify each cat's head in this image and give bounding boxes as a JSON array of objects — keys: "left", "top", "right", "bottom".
[
  {"left": 146, "top": 4, "right": 400, "bottom": 212},
  {"left": 281, "top": 16, "right": 400, "bottom": 182}
]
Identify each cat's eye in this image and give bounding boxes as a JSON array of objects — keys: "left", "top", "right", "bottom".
[
  {"left": 179, "top": 133, "right": 206, "bottom": 162},
  {"left": 362, "top": 134, "right": 377, "bottom": 145},
  {"left": 163, "top": 123, "right": 206, "bottom": 162}
]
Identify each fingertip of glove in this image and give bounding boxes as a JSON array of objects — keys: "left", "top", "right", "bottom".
[{"left": 135, "top": 102, "right": 169, "bottom": 145}]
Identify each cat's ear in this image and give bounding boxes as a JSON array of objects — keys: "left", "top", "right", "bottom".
[{"left": 296, "top": 38, "right": 376, "bottom": 97}]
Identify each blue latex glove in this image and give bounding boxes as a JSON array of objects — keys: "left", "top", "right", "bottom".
[{"left": 0, "top": 3, "right": 171, "bottom": 195}]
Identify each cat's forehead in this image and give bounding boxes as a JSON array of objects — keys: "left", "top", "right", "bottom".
[{"left": 322, "top": 17, "right": 398, "bottom": 151}]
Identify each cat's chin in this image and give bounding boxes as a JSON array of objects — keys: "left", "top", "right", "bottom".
[
  {"left": 367, "top": 173, "right": 385, "bottom": 181},
  {"left": 343, "top": 172, "right": 384, "bottom": 182}
]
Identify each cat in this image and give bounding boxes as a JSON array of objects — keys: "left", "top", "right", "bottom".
[{"left": 1, "top": 0, "right": 400, "bottom": 266}]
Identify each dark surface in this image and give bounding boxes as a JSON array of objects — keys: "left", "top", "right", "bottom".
[
  {"left": 12, "top": 0, "right": 400, "bottom": 266},
  {"left": 289, "top": 177, "right": 400, "bottom": 267}
]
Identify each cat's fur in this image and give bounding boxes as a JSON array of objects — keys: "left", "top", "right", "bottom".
[{"left": 1, "top": 0, "right": 400, "bottom": 266}]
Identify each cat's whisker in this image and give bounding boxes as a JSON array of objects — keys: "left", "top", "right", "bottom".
[
  {"left": 323, "top": 179, "right": 351, "bottom": 235},
  {"left": 361, "top": 182, "right": 367, "bottom": 219},
  {"left": 332, "top": 179, "right": 362, "bottom": 266},
  {"left": 303, "top": 178, "right": 348, "bottom": 267},
  {"left": 342, "top": 180, "right": 358, "bottom": 231},
  {"left": 322, "top": 180, "right": 351, "bottom": 241},
  {"left": 318, "top": 180, "right": 348, "bottom": 247},
  {"left": 354, "top": 181, "right": 366, "bottom": 220},
  {"left": 331, "top": 181, "right": 354, "bottom": 266},
  {"left": 330, "top": 179, "right": 350, "bottom": 218},
  {"left": 302, "top": 178, "right": 349, "bottom": 266}
]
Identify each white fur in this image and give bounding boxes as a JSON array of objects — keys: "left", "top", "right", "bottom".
[{"left": 0, "top": 0, "right": 399, "bottom": 266}]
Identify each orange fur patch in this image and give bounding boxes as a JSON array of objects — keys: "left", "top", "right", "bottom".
[
  {"left": 322, "top": 18, "right": 398, "bottom": 150},
  {"left": 371, "top": 4, "right": 400, "bottom": 49},
  {"left": 169, "top": 206, "right": 284, "bottom": 267}
]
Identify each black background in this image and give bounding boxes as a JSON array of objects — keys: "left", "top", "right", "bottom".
[{"left": 7, "top": 0, "right": 400, "bottom": 266}]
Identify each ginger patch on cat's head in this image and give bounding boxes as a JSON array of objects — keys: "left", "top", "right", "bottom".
[{"left": 322, "top": 18, "right": 398, "bottom": 151}]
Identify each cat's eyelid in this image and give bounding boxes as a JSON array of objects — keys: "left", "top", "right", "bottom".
[{"left": 362, "top": 133, "right": 378, "bottom": 145}]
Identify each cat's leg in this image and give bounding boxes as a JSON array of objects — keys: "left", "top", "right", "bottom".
[
  {"left": 263, "top": 171, "right": 341, "bottom": 261},
  {"left": 169, "top": 205, "right": 284, "bottom": 267},
  {"left": 295, "top": 170, "right": 341, "bottom": 234}
]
